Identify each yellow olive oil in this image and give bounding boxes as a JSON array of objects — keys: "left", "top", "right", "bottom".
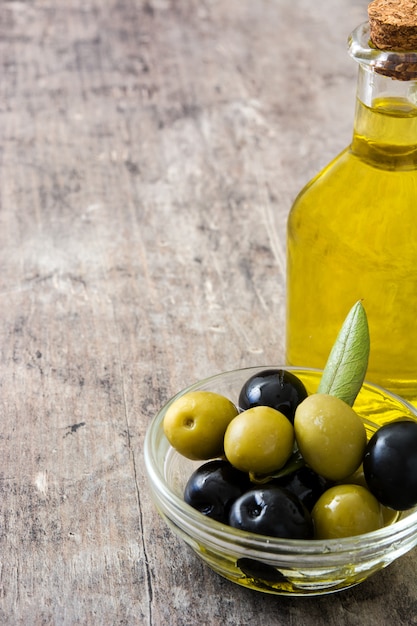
[{"left": 286, "top": 96, "right": 417, "bottom": 403}]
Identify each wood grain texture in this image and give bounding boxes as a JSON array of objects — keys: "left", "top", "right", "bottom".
[{"left": 1, "top": 0, "right": 416, "bottom": 624}]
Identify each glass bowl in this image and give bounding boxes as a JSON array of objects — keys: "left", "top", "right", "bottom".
[{"left": 144, "top": 366, "right": 417, "bottom": 596}]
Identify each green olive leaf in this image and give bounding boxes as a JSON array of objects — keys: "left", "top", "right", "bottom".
[{"left": 317, "top": 300, "right": 370, "bottom": 407}]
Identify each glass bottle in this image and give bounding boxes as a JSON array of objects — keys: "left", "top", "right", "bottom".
[{"left": 286, "top": 22, "right": 417, "bottom": 404}]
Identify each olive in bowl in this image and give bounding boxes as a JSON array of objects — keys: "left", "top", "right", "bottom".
[
  {"left": 238, "top": 368, "right": 308, "bottom": 423},
  {"left": 184, "top": 459, "right": 250, "bottom": 524}
]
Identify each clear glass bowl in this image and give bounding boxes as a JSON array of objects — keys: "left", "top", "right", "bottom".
[{"left": 144, "top": 366, "right": 417, "bottom": 596}]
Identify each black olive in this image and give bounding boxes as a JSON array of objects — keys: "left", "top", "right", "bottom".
[
  {"left": 273, "top": 466, "right": 332, "bottom": 511},
  {"left": 238, "top": 369, "right": 308, "bottom": 423},
  {"left": 363, "top": 419, "right": 417, "bottom": 510},
  {"left": 184, "top": 459, "right": 251, "bottom": 523},
  {"left": 229, "top": 486, "right": 313, "bottom": 539},
  {"left": 237, "top": 558, "right": 289, "bottom": 585}
]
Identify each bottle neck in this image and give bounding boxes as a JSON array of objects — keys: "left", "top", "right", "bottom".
[
  {"left": 351, "top": 65, "right": 417, "bottom": 170},
  {"left": 347, "top": 22, "right": 417, "bottom": 169}
]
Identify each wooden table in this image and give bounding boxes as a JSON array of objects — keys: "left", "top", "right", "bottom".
[{"left": 2, "top": 0, "right": 416, "bottom": 623}]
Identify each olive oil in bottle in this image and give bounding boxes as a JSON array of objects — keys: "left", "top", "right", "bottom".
[{"left": 286, "top": 4, "right": 417, "bottom": 404}]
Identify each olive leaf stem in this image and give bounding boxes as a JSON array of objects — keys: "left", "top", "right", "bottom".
[{"left": 249, "top": 449, "right": 305, "bottom": 484}]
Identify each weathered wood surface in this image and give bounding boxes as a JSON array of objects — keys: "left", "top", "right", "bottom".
[{"left": 1, "top": 0, "right": 416, "bottom": 624}]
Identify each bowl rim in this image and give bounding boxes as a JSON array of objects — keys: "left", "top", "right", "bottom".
[{"left": 144, "top": 365, "right": 417, "bottom": 555}]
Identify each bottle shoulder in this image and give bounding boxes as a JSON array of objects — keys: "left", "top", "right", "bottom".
[
  {"left": 288, "top": 147, "right": 417, "bottom": 222},
  {"left": 291, "top": 148, "right": 352, "bottom": 201}
]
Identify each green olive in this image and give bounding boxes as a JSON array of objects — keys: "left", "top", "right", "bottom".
[
  {"left": 224, "top": 406, "right": 294, "bottom": 474},
  {"left": 312, "top": 484, "right": 384, "bottom": 539},
  {"left": 337, "top": 465, "right": 399, "bottom": 526},
  {"left": 163, "top": 391, "right": 238, "bottom": 460},
  {"left": 294, "top": 394, "right": 366, "bottom": 481}
]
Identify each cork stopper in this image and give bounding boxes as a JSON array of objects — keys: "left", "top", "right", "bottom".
[
  {"left": 368, "top": 0, "right": 417, "bottom": 50},
  {"left": 367, "top": 0, "right": 417, "bottom": 79}
]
